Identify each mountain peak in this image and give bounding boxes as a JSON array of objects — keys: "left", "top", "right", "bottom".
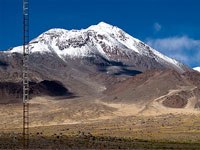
[
  {"left": 97, "top": 22, "right": 114, "bottom": 28},
  {"left": 44, "top": 28, "right": 67, "bottom": 34},
  {"left": 88, "top": 22, "right": 116, "bottom": 32},
  {"left": 38, "top": 28, "right": 68, "bottom": 39},
  {"left": 3, "top": 22, "right": 191, "bottom": 73}
]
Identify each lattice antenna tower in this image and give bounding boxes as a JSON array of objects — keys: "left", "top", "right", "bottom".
[{"left": 23, "top": 0, "right": 30, "bottom": 149}]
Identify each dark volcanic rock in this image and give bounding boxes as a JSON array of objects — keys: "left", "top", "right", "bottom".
[{"left": 162, "top": 95, "right": 188, "bottom": 108}]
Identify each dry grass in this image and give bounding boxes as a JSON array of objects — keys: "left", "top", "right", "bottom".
[{"left": 1, "top": 96, "right": 200, "bottom": 149}]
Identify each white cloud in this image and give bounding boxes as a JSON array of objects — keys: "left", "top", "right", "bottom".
[
  {"left": 153, "top": 22, "right": 162, "bottom": 32},
  {"left": 168, "top": 53, "right": 191, "bottom": 64},
  {"left": 146, "top": 36, "right": 200, "bottom": 67},
  {"left": 147, "top": 36, "right": 200, "bottom": 51}
]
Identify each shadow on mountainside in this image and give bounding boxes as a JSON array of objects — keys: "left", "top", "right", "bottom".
[
  {"left": 0, "top": 60, "right": 8, "bottom": 67},
  {"left": 0, "top": 80, "right": 74, "bottom": 104},
  {"left": 86, "top": 55, "right": 142, "bottom": 76}
]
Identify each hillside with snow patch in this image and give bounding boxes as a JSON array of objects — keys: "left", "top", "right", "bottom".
[{"left": 2, "top": 22, "right": 191, "bottom": 74}]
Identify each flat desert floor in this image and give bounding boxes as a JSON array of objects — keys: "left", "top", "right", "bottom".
[{"left": 1, "top": 97, "right": 200, "bottom": 149}]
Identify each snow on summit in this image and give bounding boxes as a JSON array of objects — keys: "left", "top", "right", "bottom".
[
  {"left": 193, "top": 67, "right": 200, "bottom": 72},
  {"left": 3, "top": 22, "right": 186, "bottom": 72}
]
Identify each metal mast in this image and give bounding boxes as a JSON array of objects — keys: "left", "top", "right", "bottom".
[{"left": 23, "top": 0, "right": 30, "bottom": 149}]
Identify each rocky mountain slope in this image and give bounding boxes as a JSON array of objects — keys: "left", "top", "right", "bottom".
[
  {"left": 7, "top": 22, "right": 191, "bottom": 73},
  {"left": 0, "top": 22, "right": 193, "bottom": 103},
  {"left": 103, "top": 69, "right": 200, "bottom": 111}
]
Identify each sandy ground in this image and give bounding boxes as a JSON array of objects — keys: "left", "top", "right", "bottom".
[
  {"left": 139, "top": 86, "right": 199, "bottom": 115},
  {"left": 1, "top": 96, "right": 200, "bottom": 149},
  {"left": 0, "top": 94, "right": 200, "bottom": 130}
]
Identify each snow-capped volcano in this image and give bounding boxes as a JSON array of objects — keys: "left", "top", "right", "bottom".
[
  {"left": 0, "top": 22, "right": 195, "bottom": 103},
  {"left": 3, "top": 22, "right": 190, "bottom": 73},
  {"left": 193, "top": 67, "right": 200, "bottom": 72}
]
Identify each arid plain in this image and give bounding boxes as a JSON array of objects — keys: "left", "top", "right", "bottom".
[{"left": 1, "top": 95, "right": 200, "bottom": 149}]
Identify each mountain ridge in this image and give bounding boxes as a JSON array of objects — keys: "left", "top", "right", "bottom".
[
  {"left": 0, "top": 22, "right": 194, "bottom": 103},
  {"left": 3, "top": 22, "right": 191, "bottom": 73}
]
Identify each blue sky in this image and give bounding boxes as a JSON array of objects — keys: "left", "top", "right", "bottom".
[{"left": 0, "top": 0, "right": 200, "bottom": 67}]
